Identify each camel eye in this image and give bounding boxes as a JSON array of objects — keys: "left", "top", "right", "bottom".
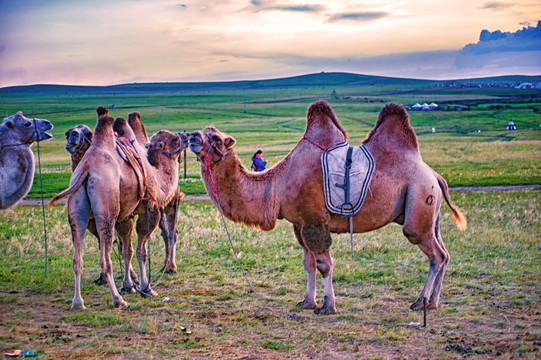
[
  {"left": 158, "top": 143, "right": 164, "bottom": 149},
  {"left": 25, "top": 121, "right": 32, "bottom": 127},
  {"left": 212, "top": 135, "right": 220, "bottom": 142}
]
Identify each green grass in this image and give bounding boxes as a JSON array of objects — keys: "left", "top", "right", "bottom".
[
  {"left": 0, "top": 190, "right": 539, "bottom": 358},
  {"left": 1, "top": 84, "right": 538, "bottom": 200}
]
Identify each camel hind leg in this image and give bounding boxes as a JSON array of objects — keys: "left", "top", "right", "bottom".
[
  {"left": 293, "top": 224, "right": 317, "bottom": 310},
  {"left": 402, "top": 185, "right": 449, "bottom": 310},
  {"left": 67, "top": 189, "right": 91, "bottom": 310},
  {"left": 426, "top": 215, "right": 450, "bottom": 307}
]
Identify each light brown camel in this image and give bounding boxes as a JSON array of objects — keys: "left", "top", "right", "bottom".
[
  {"left": 64, "top": 115, "right": 188, "bottom": 285},
  {"left": 125, "top": 112, "right": 189, "bottom": 275},
  {"left": 0, "top": 112, "right": 53, "bottom": 209},
  {"left": 188, "top": 100, "right": 467, "bottom": 315},
  {"left": 50, "top": 114, "right": 183, "bottom": 309},
  {"left": 64, "top": 122, "right": 139, "bottom": 286}
]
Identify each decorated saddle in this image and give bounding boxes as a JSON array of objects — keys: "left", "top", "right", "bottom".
[
  {"left": 321, "top": 142, "right": 375, "bottom": 217},
  {"left": 115, "top": 136, "right": 155, "bottom": 202}
]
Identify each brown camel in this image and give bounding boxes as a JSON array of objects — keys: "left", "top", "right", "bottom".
[
  {"left": 50, "top": 114, "right": 184, "bottom": 309},
  {"left": 64, "top": 122, "right": 139, "bottom": 286},
  {"left": 64, "top": 116, "right": 187, "bottom": 285},
  {"left": 0, "top": 112, "right": 53, "bottom": 209},
  {"left": 188, "top": 100, "right": 466, "bottom": 315}
]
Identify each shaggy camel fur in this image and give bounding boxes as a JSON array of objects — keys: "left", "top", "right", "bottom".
[
  {"left": 189, "top": 100, "right": 466, "bottom": 314},
  {"left": 0, "top": 112, "right": 53, "bottom": 209},
  {"left": 50, "top": 114, "right": 183, "bottom": 309}
]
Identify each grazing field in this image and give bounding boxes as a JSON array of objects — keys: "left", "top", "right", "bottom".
[
  {"left": 0, "top": 190, "right": 539, "bottom": 359},
  {"left": 1, "top": 76, "right": 540, "bottom": 358},
  {"left": 0, "top": 78, "right": 540, "bottom": 198}
]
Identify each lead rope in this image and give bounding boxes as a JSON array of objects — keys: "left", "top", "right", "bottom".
[
  {"left": 32, "top": 120, "right": 48, "bottom": 294},
  {"left": 200, "top": 146, "right": 426, "bottom": 327},
  {"left": 202, "top": 146, "right": 295, "bottom": 318}
]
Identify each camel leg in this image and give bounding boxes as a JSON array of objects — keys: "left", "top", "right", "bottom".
[
  {"left": 136, "top": 205, "right": 161, "bottom": 297},
  {"left": 87, "top": 219, "right": 107, "bottom": 286},
  {"left": 160, "top": 197, "right": 179, "bottom": 274},
  {"left": 67, "top": 191, "right": 91, "bottom": 310},
  {"left": 314, "top": 250, "right": 336, "bottom": 315},
  {"left": 427, "top": 215, "right": 450, "bottom": 307},
  {"left": 94, "top": 213, "right": 127, "bottom": 308},
  {"left": 293, "top": 224, "right": 317, "bottom": 309},
  {"left": 115, "top": 218, "right": 136, "bottom": 294}
]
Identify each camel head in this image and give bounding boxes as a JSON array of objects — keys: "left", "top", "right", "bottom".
[
  {"left": 188, "top": 126, "right": 236, "bottom": 164},
  {"left": 146, "top": 130, "right": 187, "bottom": 165},
  {"left": 65, "top": 124, "right": 92, "bottom": 155},
  {"left": 1, "top": 112, "right": 53, "bottom": 145}
]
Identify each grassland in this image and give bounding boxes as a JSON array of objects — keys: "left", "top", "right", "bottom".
[
  {"left": 1, "top": 79, "right": 540, "bottom": 198},
  {"left": 0, "top": 189, "right": 539, "bottom": 359},
  {"left": 0, "top": 75, "right": 540, "bottom": 358}
]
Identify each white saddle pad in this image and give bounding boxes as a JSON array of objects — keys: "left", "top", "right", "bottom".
[{"left": 321, "top": 142, "right": 375, "bottom": 216}]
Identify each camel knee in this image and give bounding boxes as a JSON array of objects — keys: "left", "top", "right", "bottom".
[
  {"left": 302, "top": 256, "right": 316, "bottom": 272},
  {"left": 316, "top": 258, "right": 332, "bottom": 278},
  {"left": 301, "top": 224, "right": 332, "bottom": 253}
]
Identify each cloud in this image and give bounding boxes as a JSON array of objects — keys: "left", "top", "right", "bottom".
[
  {"left": 328, "top": 11, "right": 388, "bottom": 23},
  {"left": 250, "top": 1, "right": 324, "bottom": 13},
  {"left": 483, "top": 1, "right": 514, "bottom": 10},
  {"left": 460, "top": 20, "right": 541, "bottom": 54}
]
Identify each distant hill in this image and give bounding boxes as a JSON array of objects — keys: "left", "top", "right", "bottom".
[{"left": 1, "top": 72, "right": 540, "bottom": 95}]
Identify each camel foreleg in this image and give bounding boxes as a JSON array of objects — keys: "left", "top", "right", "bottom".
[
  {"left": 159, "top": 197, "right": 180, "bottom": 274},
  {"left": 314, "top": 250, "right": 336, "bottom": 315},
  {"left": 136, "top": 206, "right": 161, "bottom": 297},
  {"left": 293, "top": 224, "right": 317, "bottom": 310},
  {"left": 427, "top": 216, "right": 450, "bottom": 308},
  {"left": 115, "top": 218, "right": 137, "bottom": 294}
]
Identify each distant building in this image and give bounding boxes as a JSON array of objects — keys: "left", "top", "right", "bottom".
[{"left": 506, "top": 120, "right": 516, "bottom": 130}]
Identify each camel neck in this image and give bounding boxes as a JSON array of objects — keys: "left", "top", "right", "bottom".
[{"left": 201, "top": 152, "right": 281, "bottom": 232}]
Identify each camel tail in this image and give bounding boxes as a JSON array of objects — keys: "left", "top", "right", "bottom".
[
  {"left": 48, "top": 165, "right": 89, "bottom": 208},
  {"left": 436, "top": 173, "right": 467, "bottom": 231}
]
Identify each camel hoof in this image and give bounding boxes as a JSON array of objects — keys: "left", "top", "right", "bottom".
[
  {"left": 296, "top": 300, "right": 317, "bottom": 310},
  {"left": 120, "top": 286, "right": 136, "bottom": 294},
  {"left": 70, "top": 303, "right": 86, "bottom": 311},
  {"left": 113, "top": 299, "right": 128, "bottom": 308},
  {"left": 93, "top": 274, "right": 107, "bottom": 286},
  {"left": 314, "top": 305, "right": 337, "bottom": 315},
  {"left": 410, "top": 298, "right": 437, "bottom": 311},
  {"left": 139, "top": 287, "right": 158, "bottom": 297},
  {"left": 164, "top": 266, "right": 177, "bottom": 274}
]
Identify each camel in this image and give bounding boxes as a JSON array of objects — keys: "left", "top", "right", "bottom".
[
  {"left": 64, "top": 123, "right": 139, "bottom": 286},
  {"left": 188, "top": 100, "right": 467, "bottom": 315},
  {"left": 50, "top": 113, "right": 184, "bottom": 309},
  {"left": 64, "top": 117, "right": 187, "bottom": 285},
  {"left": 0, "top": 112, "right": 53, "bottom": 209}
]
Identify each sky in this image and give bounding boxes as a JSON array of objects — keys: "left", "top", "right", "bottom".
[{"left": 0, "top": 0, "right": 540, "bottom": 87}]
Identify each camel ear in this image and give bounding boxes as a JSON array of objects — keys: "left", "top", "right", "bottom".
[
  {"left": 224, "top": 136, "right": 236, "bottom": 149},
  {"left": 145, "top": 143, "right": 150, "bottom": 149},
  {"left": 6, "top": 120, "right": 14, "bottom": 129}
]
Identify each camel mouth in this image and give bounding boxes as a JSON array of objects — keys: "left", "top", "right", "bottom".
[
  {"left": 37, "top": 122, "right": 54, "bottom": 142},
  {"left": 188, "top": 142, "right": 203, "bottom": 154},
  {"left": 188, "top": 132, "right": 204, "bottom": 154}
]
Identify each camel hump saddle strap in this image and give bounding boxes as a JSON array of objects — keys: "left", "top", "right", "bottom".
[{"left": 116, "top": 137, "right": 156, "bottom": 202}]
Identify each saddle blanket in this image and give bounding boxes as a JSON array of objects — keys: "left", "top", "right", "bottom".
[{"left": 321, "top": 142, "right": 375, "bottom": 217}]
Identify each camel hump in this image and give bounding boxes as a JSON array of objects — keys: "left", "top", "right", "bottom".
[
  {"left": 307, "top": 100, "right": 347, "bottom": 138},
  {"left": 128, "top": 112, "right": 149, "bottom": 144},
  {"left": 92, "top": 115, "right": 115, "bottom": 147},
  {"left": 364, "top": 103, "right": 418, "bottom": 150},
  {"left": 96, "top": 106, "right": 108, "bottom": 117}
]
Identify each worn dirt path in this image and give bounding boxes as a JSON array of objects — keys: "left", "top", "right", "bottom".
[{"left": 17, "top": 185, "right": 541, "bottom": 206}]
